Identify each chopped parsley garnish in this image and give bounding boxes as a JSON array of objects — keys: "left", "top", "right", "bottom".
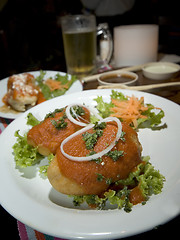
[
  {"left": 106, "top": 150, "right": 124, "bottom": 161},
  {"left": 105, "top": 178, "right": 113, "bottom": 185},
  {"left": 51, "top": 116, "right": 67, "bottom": 130},
  {"left": 82, "top": 129, "right": 103, "bottom": 150},
  {"left": 82, "top": 121, "right": 106, "bottom": 150},
  {"left": 44, "top": 108, "right": 64, "bottom": 119},
  {"left": 96, "top": 173, "right": 104, "bottom": 182},
  {"left": 87, "top": 151, "right": 102, "bottom": 164},
  {"left": 93, "top": 121, "right": 106, "bottom": 130},
  {"left": 96, "top": 173, "right": 112, "bottom": 185},
  {"left": 70, "top": 105, "right": 85, "bottom": 118},
  {"left": 120, "top": 131, "right": 126, "bottom": 142}
]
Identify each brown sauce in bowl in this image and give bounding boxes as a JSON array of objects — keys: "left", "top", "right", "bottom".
[{"left": 100, "top": 73, "right": 136, "bottom": 84}]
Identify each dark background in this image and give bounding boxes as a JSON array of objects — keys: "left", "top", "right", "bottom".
[
  {"left": 0, "top": 0, "right": 180, "bottom": 80},
  {"left": 0, "top": 0, "right": 180, "bottom": 239}
]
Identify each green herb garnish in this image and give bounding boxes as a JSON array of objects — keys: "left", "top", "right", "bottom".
[
  {"left": 106, "top": 150, "right": 124, "bottom": 161},
  {"left": 82, "top": 129, "right": 103, "bottom": 150},
  {"left": 96, "top": 173, "right": 104, "bottom": 182},
  {"left": 44, "top": 108, "right": 64, "bottom": 119},
  {"left": 82, "top": 121, "right": 106, "bottom": 150},
  {"left": 70, "top": 105, "right": 85, "bottom": 118},
  {"left": 51, "top": 115, "right": 67, "bottom": 130}
]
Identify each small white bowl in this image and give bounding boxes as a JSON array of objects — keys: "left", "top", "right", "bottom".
[
  {"left": 98, "top": 71, "right": 138, "bottom": 86},
  {"left": 142, "top": 62, "right": 180, "bottom": 80}
]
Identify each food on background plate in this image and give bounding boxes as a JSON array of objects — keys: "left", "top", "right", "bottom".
[
  {"left": 12, "top": 91, "right": 165, "bottom": 211},
  {"left": 2, "top": 71, "right": 77, "bottom": 112},
  {"left": 3, "top": 73, "right": 38, "bottom": 112},
  {"left": 35, "top": 71, "right": 77, "bottom": 104}
]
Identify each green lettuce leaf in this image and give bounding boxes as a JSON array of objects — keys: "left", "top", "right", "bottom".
[
  {"left": 26, "top": 113, "right": 40, "bottom": 126},
  {"left": 35, "top": 71, "right": 77, "bottom": 100},
  {"left": 70, "top": 156, "right": 165, "bottom": 211},
  {"left": 71, "top": 187, "right": 133, "bottom": 212},
  {"left": 138, "top": 105, "right": 166, "bottom": 130},
  {"left": 94, "top": 96, "right": 114, "bottom": 118},
  {"left": 137, "top": 161, "right": 165, "bottom": 198},
  {"left": 117, "top": 156, "right": 165, "bottom": 200},
  {"left": 13, "top": 130, "right": 42, "bottom": 168},
  {"left": 111, "top": 89, "right": 128, "bottom": 100},
  {"left": 39, "top": 153, "right": 54, "bottom": 177},
  {"left": 94, "top": 90, "right": 166, "bottom": 130},
  {"left": 13, "top": 130, "right": 54, "bottom": 177}
]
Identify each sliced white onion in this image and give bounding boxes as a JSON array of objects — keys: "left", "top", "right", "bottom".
[
  {"left": 65, "top": 103, "right": 103, "bottom": 127},
  {"left": 60, "top": 117, "right": 122, "bottom": 162}
]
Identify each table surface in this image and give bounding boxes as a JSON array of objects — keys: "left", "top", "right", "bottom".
[
  {"left": 1, "top": 69, "right": 180, "bottom": 239},
  {"left": 83, "top": 70, "right": 180, "bottom": 105}
]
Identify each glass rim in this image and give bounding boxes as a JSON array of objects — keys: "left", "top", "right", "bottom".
[{"left": 60, "top": 14, "right": 96, "bottom": 22}]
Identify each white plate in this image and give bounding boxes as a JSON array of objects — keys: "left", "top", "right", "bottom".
[
  {"left": 0, "top": 70, "right": 82, "bottom": 119},
  {"left": 0, "top": 89, "right": 180, "bottom": 239}
]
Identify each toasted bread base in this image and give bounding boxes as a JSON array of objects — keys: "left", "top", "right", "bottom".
[{"left": 47, "top": 156, "right": 85, "bottom": 195}]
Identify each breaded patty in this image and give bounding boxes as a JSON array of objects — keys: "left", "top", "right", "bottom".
[
  {"left": 47, "top": 122, "right": 142, "bottom": 195},
  {"left": 27, "top": 107, "right": 90, "bottom": 156},
  {"left": 7, "top": 73, "right": 38, "bottom": 112}
]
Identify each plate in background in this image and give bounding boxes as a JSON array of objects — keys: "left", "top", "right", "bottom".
[{"left": 0, "top": 70, "right": 82, "bottom": 119}]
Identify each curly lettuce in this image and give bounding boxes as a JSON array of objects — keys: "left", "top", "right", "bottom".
[
  {"left": 35, "top": 70, "right": 77, "bottom": 100},
  {"left": 94, "top": 90, "right": 166, "bottom": 130},
  {"left": 13, "top": 130, "right": 54, "bottom": 177},
  {"left": 13, "top": 130, "right": 41, "bottom": 168},
  {"left": 70, "top": 156, "right": 165, "bottom": 211},
  {"left": 13, "top": 114, "right": 54, "bottom": 176},
  {"left": 26, "top": 113, "right": 40, "bottom": 126},
  {"left": 39, "top": 153, "right": 54, "bottom": 177}
]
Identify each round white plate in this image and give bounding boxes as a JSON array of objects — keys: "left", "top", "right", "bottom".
[
  {"left": 0, "top": 70, "right": 82, "bottom": 119},
  {"left": 0, "top": 89, "right": 180, "bottom": 239}
]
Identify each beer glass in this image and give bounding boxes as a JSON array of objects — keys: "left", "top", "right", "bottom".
[{"left": 61, "top": 15, "right": 112, "bottom": 79}]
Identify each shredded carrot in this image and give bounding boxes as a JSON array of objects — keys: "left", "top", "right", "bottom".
[
  {"left": 45, "top": 79, "right": 69, "bottom": 91},
  {"left": 37, "top": 91, "right": 46, "bottom": 104},
  {"left": 110, "top": 95, "right": 149, "bottom": 128}
]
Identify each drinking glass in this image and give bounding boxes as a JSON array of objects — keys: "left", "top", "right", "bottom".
[{"left": 61, "top": 15, "right": 112, "bottom": 79}]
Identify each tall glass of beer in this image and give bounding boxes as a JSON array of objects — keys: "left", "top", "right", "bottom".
[{"left": 61, "top": 15, "right": 96, "bottom": 79}]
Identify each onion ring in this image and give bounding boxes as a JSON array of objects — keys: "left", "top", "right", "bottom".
[
  {"left": 65, "top": 103, "right": 103, "bottom": 127},
  {"left": 60, "top": 117, "right": 122, "bottom": 162}
]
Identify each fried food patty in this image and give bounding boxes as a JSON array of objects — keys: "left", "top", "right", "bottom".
[
  {"left": 47, "top": 122, "right": 142, "bottom": 195},
  {"left": 7, "top": 73, "right": 38, "bottom": 112},
  {"left": 27, "top": 107, "right": 90, "bottom": 156}
]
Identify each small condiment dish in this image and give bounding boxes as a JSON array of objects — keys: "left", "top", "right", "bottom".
[
  {"left": 142, "top": 62, "right": 180, "bottom": 80},
  {"left": 98, "top": 71, "right": 138, "bottom": 86}
]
